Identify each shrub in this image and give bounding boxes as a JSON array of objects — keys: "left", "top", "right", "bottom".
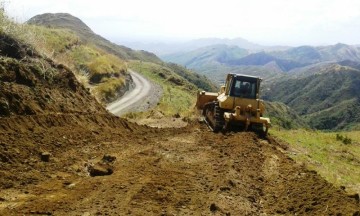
[
  {"left": 336, "top": 133, "right": 352, "bottom": 145},
  {"left": 93, "top": 77, "right": 125, "bottom": 103}
]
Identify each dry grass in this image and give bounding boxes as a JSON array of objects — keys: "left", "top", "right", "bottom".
[{"left": 1, "top": 7, "right": 129, "bottom": 104}]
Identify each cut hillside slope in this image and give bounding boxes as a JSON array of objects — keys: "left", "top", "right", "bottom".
[{"left": 0, "top": 33, "right": 105, "bottom": 116}]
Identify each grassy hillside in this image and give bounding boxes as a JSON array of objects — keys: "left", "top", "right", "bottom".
[
  {"left": 264, "top": 65, "right": 360, "bottom": 130},
  {"left": 27, "top": 13, "right": 162, "bottom": 64},
  {"left": 128, "top": 61, "right": 198, "bottom": 117},
  {"left": 29, "top": 25, "right": 130, "bottom": 104},
  {"left": 23, "top": 13, "right": 219, "bottom": 117},
  {"left": 266, "top": 102, "right": 308, "bottom": 129}
]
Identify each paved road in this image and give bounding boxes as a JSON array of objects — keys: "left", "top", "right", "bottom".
[{"left": 106, "top": 70, "right": 152, "bottom": 116}]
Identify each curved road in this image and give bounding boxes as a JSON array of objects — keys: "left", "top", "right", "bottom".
[{"left": 106, "top": 70, "right": 152, "bottom": 116}]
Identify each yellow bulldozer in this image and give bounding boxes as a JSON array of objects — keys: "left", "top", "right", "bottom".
[{"left": 196, "top": 73, "right": 270, "bottom": 134}]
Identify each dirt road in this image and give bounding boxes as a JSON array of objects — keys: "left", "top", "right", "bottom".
[
  {"left": 0, "top": 115, "right": 359, "bottom": 215},
  {"left": 106, "top": 70, "right": 162, "bottom": 116}
]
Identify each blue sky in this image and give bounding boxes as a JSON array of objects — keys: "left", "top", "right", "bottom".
[{"left": 4, "top": 0, "right": 360, "bottom": 45}]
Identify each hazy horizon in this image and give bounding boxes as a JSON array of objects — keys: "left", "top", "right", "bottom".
[{"left": 3, "top": 0, "right": 360, "bottom": 47}]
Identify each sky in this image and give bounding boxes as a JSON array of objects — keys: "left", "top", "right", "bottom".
[{"left": 3, "top": 0, "right": 360, "bottom": 46}]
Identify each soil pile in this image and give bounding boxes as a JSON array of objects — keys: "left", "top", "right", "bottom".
[
  {"left": 1, "top": 121, "right": 359, "bottom": 215},
  {"left": 0, "top": 33, "right": 106, "bottom": 117}
]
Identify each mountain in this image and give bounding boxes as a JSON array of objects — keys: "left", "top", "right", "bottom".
[
  {"left": 27, "top": 13, "right": 162, "bottom": 64},
  {"left": 226, "top": 52, "right": 308, "bottom": 71},
  {"left": 271, "top": 43, "right": 360, "bottom": 65},
  {"left": 163, "top": 44, "right": 249, "bottom": 68},
  {"left": 181, "top": 37, "right": 265, "bottom": 51},
  {"left": 265, "top": 101, "right": 309, "bottom": 129},
  {"left": 25, "top": 13, "right": 217, "bottom": 118},
  {"left": 119, "top": 37, "right": 290, "bottom": 56},
  {"left": 263, "top": 64, "right": 360, "bottom": 130}
]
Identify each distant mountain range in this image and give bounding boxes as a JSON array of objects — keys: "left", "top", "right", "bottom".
[
  {"left": 163, "top": 43, "right": 360, "bottom": 73},
  {"left": 118, "top": 37, "right": 290, "bottom": 56},
  {"left": 162, "top": 42, "right": 360, "bottom": 130}
]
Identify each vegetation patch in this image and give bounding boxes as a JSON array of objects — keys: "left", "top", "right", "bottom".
[
  {"left": 271, "top": 129, "right": 360, "bottom": 194},
  {"left": 92, "top": 77, "right": 125, "bottom": 102}
]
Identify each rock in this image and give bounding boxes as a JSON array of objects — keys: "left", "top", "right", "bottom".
[
  {"left": 210, "top": 203, "right": 219, "bottom": 212},
  {"left": 0, "top": 98, "right": 10, "bottom": 116},
  {"left": 40, "top": 152, "right": 51, "bottom": 162},
  {"left": 102, "top": 154, "right": 116, "bottom": 163},
  {"left": 88, "top": 164, "right": 113, "bottom": 177},
  {"left": 348, "top": 193, "right": 359, "bottom": 203}
]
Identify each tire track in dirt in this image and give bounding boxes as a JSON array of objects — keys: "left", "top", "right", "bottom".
[{"left": 0, "top": 121, "right": 359, "bottom": 215}]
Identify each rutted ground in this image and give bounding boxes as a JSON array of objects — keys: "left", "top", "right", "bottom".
[{"left": 0, "top": 115, "right": 359, "bottom": 215}]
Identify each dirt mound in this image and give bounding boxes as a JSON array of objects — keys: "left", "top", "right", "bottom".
[
  {"left": 0, "top": 33, "right": 105, "bottom": 117},
  {"left": 0, "top": 121, "right": 359, "bottom": 215}
]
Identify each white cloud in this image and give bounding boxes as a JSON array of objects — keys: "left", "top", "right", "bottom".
[{"left": 3, "top": 0, "right": 360, "bottom": 45}]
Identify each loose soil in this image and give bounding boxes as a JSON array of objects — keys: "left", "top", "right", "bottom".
[{"left": 0, "top": 115, "right": 359, "bottom": 215}]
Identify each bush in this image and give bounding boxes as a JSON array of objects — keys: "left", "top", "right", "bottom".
[{"left": 336, "top": 133, "right": 352, "bottom": 145}]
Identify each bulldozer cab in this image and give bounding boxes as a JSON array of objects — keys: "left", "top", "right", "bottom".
[{"left": 225, "top": 74, "right": 260, "bottom": 99}]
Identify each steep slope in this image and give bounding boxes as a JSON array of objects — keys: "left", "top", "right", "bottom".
[
  {"left": 263, "top": 65, "right": 360, "bottom": 130},
  {"left": 26, "top": 13, "right": 217, "bottom": 113},
  {"left": 265, "top": 102, "right": 308, "bottom": 129},
  {"left": 27, "top": 13, "right": 162, "bottom": 64},
  {"left": 0, "top": 33, "right": 105, "bottom": 116}
]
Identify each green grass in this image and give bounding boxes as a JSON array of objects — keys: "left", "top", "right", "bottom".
[
  {"left": 271, "top": 128, "right": 360, "bottom": 194},
  {"left": 128, "top": 60, "right": 197, "bottom": 117},
  {"left": 86, "top": 54, "right": 127, "bottom": 82},
  {"left": 93, "top": 77, "right": 125, "bottom": 102}
]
